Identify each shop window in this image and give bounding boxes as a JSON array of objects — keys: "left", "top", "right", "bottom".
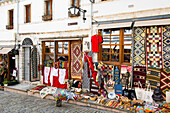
[
  {"left": 25, "top": 4, "right": 31, "bottom": 23},
  {"left": 42, "top": 41, "right": 70, "bottom": 67},
  {"left": 6, "top": 9, "right": 13, "bottom": 29},
  {"left": 42, "top": 0, "right": 52, "bottom": 21},
  {"left": 99, "top": 28, "right": 132, "bottom": 66}
]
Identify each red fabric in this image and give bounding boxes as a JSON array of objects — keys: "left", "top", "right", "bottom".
[
  {"left": 92, "top": 71, "right": 99, "bottom": 86},
  {"left": 91, "top": 35, "right": 103, "bottom": 53},
  {"left": 53, "top": 62, "right": 68, "bottom": 89}
]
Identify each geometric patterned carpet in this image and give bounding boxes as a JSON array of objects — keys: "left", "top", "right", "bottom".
[
  {"left": 160, "top": 69, "right": 170, "bottom": 100},
  {"left": 134, "top": 27, "right": 146, "bottom": 66},
  {"left": 71, "top": 44, "right": 82, "bottom": 79},
  {"left": 146, "top": 26, "right": 163, "bottom": 69},
  {"left": 162, "top": 26, "right": 170, "bottom": 69}
]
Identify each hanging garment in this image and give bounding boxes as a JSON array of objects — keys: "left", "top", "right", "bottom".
[
  {"left": 44, "top": 67, "right": 50, "bottom": 84},
  {"left": 59, "top": 69, "right": 66, "bottom": 84},
  {"left": 82, "top": 58, "right": 90, "bottom": 90},
  {"left": 91, "top": 34, "right": 103, "bottom": 53}
]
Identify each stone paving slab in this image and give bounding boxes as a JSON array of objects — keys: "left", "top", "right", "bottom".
[
  {"left": 0, "top": 91, "right": 116, "bottom": 113},
  {"left": 5, "top": 83, "right": 36, "bottom": 91}
]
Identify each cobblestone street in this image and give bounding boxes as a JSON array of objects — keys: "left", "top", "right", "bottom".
[{"left": 0, "top": 91, "right": 114, "bottom": 113}]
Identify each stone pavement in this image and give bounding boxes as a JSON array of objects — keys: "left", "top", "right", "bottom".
[{"left": 0, "top": 91, "right": 115, "bottom": 113}]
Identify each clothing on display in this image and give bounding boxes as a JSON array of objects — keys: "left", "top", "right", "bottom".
[{"left": 91, "top": 34, "right": 103, "bottom": 53}]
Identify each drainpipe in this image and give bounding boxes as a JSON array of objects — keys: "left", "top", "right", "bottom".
[
  {"left": 16, "top": 0, "right": 19, "bottom": 82},
  {"left": 89, "top": 1, "right": 93, "bottom": 51}
]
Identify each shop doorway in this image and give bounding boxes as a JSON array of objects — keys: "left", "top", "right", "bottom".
[{"left": 22, "top": 38, "right": 33, "bottom": 82}]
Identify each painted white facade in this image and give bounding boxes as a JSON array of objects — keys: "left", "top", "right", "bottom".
[{"left": 0, "top": 0, "right": 170, "bottom": 84}]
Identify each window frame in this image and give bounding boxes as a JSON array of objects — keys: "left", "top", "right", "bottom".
[
  {"left": 25, "top": 4, "right": 31, "bottom": 23},
  {"left": 99, "top": 28, "right": 132, "bottom": 67},
  {"left": 9, "top": 9, "right": 13, "bottom": 26}
]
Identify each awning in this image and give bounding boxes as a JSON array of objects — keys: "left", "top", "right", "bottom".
[{"left": 0, "top": 47, "right": 13, "bottom": 54}]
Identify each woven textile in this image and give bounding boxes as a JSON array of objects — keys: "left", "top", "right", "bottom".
[
  {"left": 71, "top": 44, "right": 82, "bottom": 78},
  {"left": 133, "top": 66, "right": 146, "bottom": 88},
  {"left": 162, "top": 26, "right": 170, "bottom": 69},
  {"left": 146, "top": 26, "right": 162, "bottom": 69},
  {"left": 134, "top": 27, "right": 146, "bottom": 66},
  {"left": 82, "top": 61, "right": 90, "bottom": 90},
  {"left": 146, "top": 68, "right": 160, "bottom": 89},
  {"left": 160, "top": 69, "right": 170, "bottom": 100},
  {"left": 31, "top": 46, "right": 40, "bottom": 81},
  {"left": 102, "top": 64, "right": 114, "bottom": 81}
]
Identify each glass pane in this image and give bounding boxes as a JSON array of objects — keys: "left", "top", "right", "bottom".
[
  {"left": 45, "top": 42, "right": 50, "bottom": 47},
  {"left": 124, "top": 54, "right": 130, "bottom": 63},
  {"left": 102, "top": 45, "right": 110, "bottom": 53},
  {"left": 74, "top": 0, "right": 77, "bottom": 6},
  {"left": 103, "top": 36, "right": 110, "bottom": 44},
  {"left": 124, "top": 29, "right": 132, "bottom": 44},
  {"left": 111, "top": 36, "right": 119, "bottom": 44},
  {"left": 50, "top": 48, "right": 54, "bottom": 53},
  {"left": 103, "top": 30, "right": 110, "bottom": 35},
  {"left": 124, "top": 46, "right": 131, "bottom": 53},
  {"left": 45, "top": 48, "right": 50, "bottom": 53},
  {"left": 63, "top": 48, "right": 68, "bottom": 54},
  {"left": 50, "top": 42, "right": 54, "bottom": 47},
  {"left": 102, "top": 54, "right": 110, "bottom": 61},
  {"left": 58, "top": 48, "right": 62, "bottom": 54},
  {"left": 111, "top": 54, "right": 119, "bottom": 62},
  {"left": 45, "top": 55, "right": 54, "bottom": 60},
  {"left": 63, "top": 42, "right": 68, "bottom": 47},
  {"left": 58, "top": 42, "right": 62, "bottom": 47},
  {"left": 57, "top": 55, "right": 68, "bottom": 61},
  {"left": 111, "top": 30, "right": 120, "bottom": 35},
  {"left": 111, "top": 46, "right": 119, "bottom": 53}
]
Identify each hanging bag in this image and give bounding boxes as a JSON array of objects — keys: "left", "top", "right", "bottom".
[
  {"left": 128, "top": 88, "right": 137, "bottom": 100},
  {"left": 144, "top": 83, "right": 153, "bottom": 103},
  {"left": 122, "top": 84, "right": 129, "bottom": 97},
  {"left": 115, "top": 83, "right": 123, "bottom": 94},
  {"left": 166, "top": 91, "right": 170, "bottom": 103},
  {"left": 135, "top": 81, "right": 145, "bottom": 100}
]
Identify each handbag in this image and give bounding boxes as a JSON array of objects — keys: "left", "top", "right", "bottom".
[
  {"left": 144, "top": 83, "right": 153, "bottom": 103},
  {"left": 122, "top": 84, "right": 129, "bottom": 97},
  {"left": 166, "top": 91, "right": 170, "bottom": 103},
  {"left": 115, "top": 84, "right": 123, "bottom": 94},
  {"left": 135, "top": 81, "right": 145, "bottom": 100},
  {"left": 128, "top": 88, "right": 137, "bottom": 100},
  {"left": 152, "top": 87, "right": 163, "bottom": 101}
]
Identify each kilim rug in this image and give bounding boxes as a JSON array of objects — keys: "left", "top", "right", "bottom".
[
  {"left": 162, "top": 26, "right": 170, "bottom": 69},
  {"left": 146, "top": 26, "right": 162, "bottom": 69},
  {"left": 31, "top": 46, "right": 40, "bottom": 81},
  {"left": 71, "top": 44, "right": 82, "bottom": 79},
  {"left": 146, "top": 67, "right": 160, "bottom": 89},
  {"left": 160, "top": 69, "right": 170, "bottom": 100},
  {"left": 102, "top": 64, "right": 114, "bottom": 82},
  {"left": 134, "top": 27, "right": 146, "bottom": 66},
  {"left": 133, "top": 66, "right": 146, "bottom": 88}
]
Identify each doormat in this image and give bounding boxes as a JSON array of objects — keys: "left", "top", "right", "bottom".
[
  {"left": 146, "top": 26, "right": 162, "bottom": 69},
  {"left": 160, "top": 69, "right": 170, "bottom": 100},
  {"left": 134, "top": 27, "right": 146, "bottom": 66},
  {"left": 146, "top": 67, "right": 160, "bottom": 89},
  {"left": 71, "top": 44, "right": 82, "bottom": 78},
  {"left": 162, "top": 26, "right": 170, "bottom": 69},
  {"left": 31, "top": 46, "right": 40, "bottom": 81}
]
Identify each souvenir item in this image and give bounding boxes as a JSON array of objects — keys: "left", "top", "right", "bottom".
[
  {"left": 115, "top": 84, "right": 123, "bottom": 94},
  {"left": 166, "top": 91, "right": 170, "bottom": 103},
  {"left": 160, "top": 69, "right": 170, "bottom": 100},
  {"left": 133, "top": 66, "right": 146, "bottom": 88},
  {"left": 128, "top": 88, "right": 137, "bottom": 100},
  {"left": 146, "top": 68, "right": 160, "bottom": 89},
  {"left": 108, "top": 92, "right": 116, "bottom": 99},
  {"left": 90, "top": 95, "right": 97, "bottom": 101},
  {"left": 152, "top": 87, "right": 163, "bottom": 101},
  {"left": 146, "top": 26, "right": 162, "bottom": 69},
  {"left": 135, "top": 82, "right": 145, "bottom": 100},
  {"left": 144, "top": 83, "right": 153, "bottom": 103},
  {"left": 122, "top": 85, "right": 129, "bottom": 97},
  {"left": 114, "top": 66, "right": 120, "bottom": 84}
]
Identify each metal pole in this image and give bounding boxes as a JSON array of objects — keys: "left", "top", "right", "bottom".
[
  {"left": 89, "top": 1, "right": 93, "bottom": 51},
  {"left": 131, "top": 22, "right": 135, "bottom": 88},
  {"left": 16, "top": 0, "right": 19, "bottom": 81}
]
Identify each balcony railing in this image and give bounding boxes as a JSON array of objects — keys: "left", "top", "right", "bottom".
[
  {"left": 6, "top": 25, "right": 13, "bottom": 29},
  {"left": 42, "top": 15, "right": 52, "bottom": 21}
]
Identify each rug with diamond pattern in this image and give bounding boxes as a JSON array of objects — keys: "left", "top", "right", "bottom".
[
  {"left": 162, "top": 26, "right": 170, "bottom": 69},
  {"left": 160, "top": 69, "right": 170, "bottom": 100},
  {"left": 71, "top": 44, "right": 82, "bottom": 78},
  {"left": 134, "top": 27, "right": 146, "bottom": 66},
  {"left": 146, "top": 26, "right": 163, "bottom": 69}
]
